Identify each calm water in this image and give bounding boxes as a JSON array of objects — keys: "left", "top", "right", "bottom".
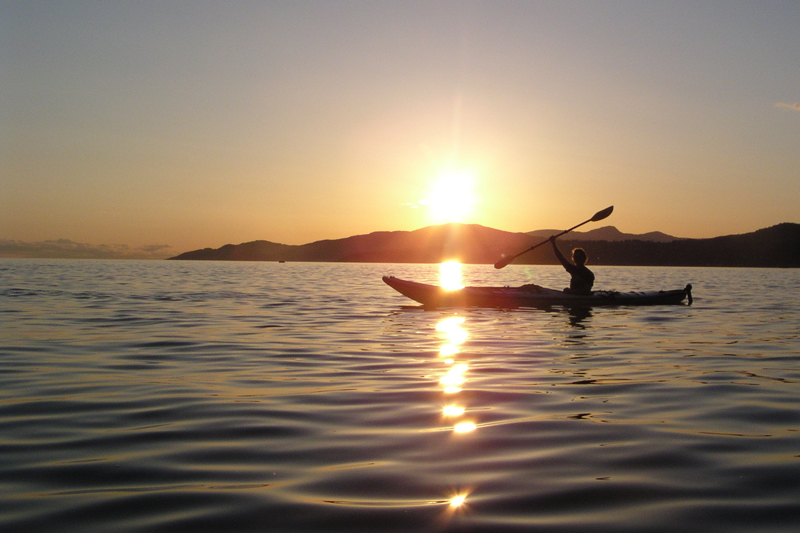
[{"left": 1, "top": 259, "right": 799, "bottom": 532}]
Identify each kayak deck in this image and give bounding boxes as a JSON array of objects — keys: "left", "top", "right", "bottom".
[{"left": 383, "top": 276, "right": 693, "bottom": 308}]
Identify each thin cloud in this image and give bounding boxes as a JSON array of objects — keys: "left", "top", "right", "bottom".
[
  {"left": 0, "top": 239, "right": 173, "bottom": 259},
  {"left": 776, "top": 102, "right": 800, "bottom": 111}
]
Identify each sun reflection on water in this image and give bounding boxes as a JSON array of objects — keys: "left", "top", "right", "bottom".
[
  {"left": 440, "top": 366, "right": 467, "bottom": 388},
  {"left": 443, "top": 405, "right": 465, "bottom": 417},
  {"left": 433, "top": 312, "right": 478, "bottom": 516},
  {"left": 450, "top": 493, "right": 467, "bottom": 507},
  {"left": 436, "top": 316, "right": 467, "bottom": 358},
  {"left": 434, "top": 315, "right": 476, "bottom": 431},
  {"left": 453, "top": 421, "right": 477, "bottom": 433},
  {"left": 439, "top": 260, "right": 464, "bottom": 291}
]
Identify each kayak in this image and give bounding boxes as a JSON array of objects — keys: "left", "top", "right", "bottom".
[{"left": 383, "top": 276, "right": 693, "bottom": 308}]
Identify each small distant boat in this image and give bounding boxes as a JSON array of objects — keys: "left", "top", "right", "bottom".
[{"left": 383, "top": 276, "right": 692, "bottom": 308}]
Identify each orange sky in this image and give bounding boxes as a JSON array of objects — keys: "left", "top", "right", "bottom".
[{"left": 2, "top": 2, "right": 799, "bottom": 257}]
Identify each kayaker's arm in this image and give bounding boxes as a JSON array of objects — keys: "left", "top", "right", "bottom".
[{"left": 549, "top": 237, "right": 571, "bottom": 268}]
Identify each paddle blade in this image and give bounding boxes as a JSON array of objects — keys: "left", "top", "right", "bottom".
[
  {"left": 494, "top": 254, "right": 513, "bottom": 269},
  {"left": 591, "top": 205, "right": 614, "bottom": 222}
]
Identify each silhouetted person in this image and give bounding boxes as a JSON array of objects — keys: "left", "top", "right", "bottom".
[{"left": 549, "top": 236, "right": 594, "bottom": 294}]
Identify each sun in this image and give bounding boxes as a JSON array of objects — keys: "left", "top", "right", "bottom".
[{"left": 420, "top": 170, "right": 477, "bottom": 224}]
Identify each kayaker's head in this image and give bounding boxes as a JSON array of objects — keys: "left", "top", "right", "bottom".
[{"left": 572, "top": 248, "right": 587, "bottom": 266}]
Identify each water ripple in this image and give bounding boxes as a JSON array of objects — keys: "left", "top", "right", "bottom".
[{"left": 1, "top": 260, "right": 799, "bottom": 532}]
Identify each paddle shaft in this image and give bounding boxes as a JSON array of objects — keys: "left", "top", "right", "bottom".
[{"left": 494, "top": 206, "right": 613, "bottom": 269}]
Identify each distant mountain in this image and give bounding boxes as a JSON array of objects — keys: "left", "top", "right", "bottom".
[
  {"left": 169, "top": 222, "right": 800, "bottom": 268},
  {"left": 567, "top": 223, "right": 800, "bottom": 267},
  {"left": 171, "top": 224, "right": 534, "bottom": 264},
  {"left": 0, "top": 239, "right": 173, "bottom": 259},
  {"left": 528, "top": 226, "right": 678, "bottom": 242}
]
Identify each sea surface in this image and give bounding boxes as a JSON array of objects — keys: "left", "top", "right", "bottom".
[{"left": 1, "top": 259, "right": 799, "bottom": 532}]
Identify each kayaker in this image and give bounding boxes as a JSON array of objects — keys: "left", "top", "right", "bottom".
[{"left": 549, "top": 236, "right": 594, "bottom": 294}]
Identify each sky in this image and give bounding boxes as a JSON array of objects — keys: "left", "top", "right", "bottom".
[{"left": 2, "top": 1, "right": 799, "bottom": 257}]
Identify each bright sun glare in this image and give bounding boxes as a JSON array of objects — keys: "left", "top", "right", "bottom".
[
  {"left": 439, "top": 260, "right": 464, "bottom": 291},
  {"left": 450, "top": 494, "right": 467, "bottom": 507},
  {"left": 421, "top": 170, "right": 477, "bottom": 224}
]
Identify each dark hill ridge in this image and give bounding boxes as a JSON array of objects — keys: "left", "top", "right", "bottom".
[
  {"left": 169, "top": 222, "right": 800, "bottom": 268},
  {"left": 528, "top": 226, "right": 678, "bottom": 242},
  {"left": 172, "top": 224, "right": 533, "bottom": 264}
]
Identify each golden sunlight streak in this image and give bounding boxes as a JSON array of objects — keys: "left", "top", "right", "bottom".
[
  {"left": 450, "top": 363, "right": 468, "bottom": 374},
  {"left": 439, "top": 260, "right": 464, "bottom": 291},
  {"left": 421, "top": 169, "right": 477, "bottom": 223},
  {"left": 443, "top": 405, "right": 465, "bottom": 417},
  {"left": 440, "top": 344, "right": 460, "bottom": 358},
  {"left": 436, "top": 316, "right": 467, "bottom": 343},
  {"left": 440, "top": 363, "right": 468, "bottom": 391},
  {"left": 436, "top": 316, "right": 468, "bottom": 392},
  {"left": 450, "top": 494, "right": 467, "bottom": 507},
  {"left": 439, "top": 372, "right": 466, "bottom": 388},
  {"left": 453, "top": 421, "right": 477, "bottom": 433}
]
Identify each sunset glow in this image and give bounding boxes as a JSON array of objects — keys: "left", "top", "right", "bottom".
[
  {"left": 421, "top": 170, "right": 477, "bottom": 224},
  {"left": 3, "top": 3, "right": 798, "bottom": 257}
]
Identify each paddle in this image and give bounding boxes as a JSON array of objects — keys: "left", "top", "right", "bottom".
[{"left": 494, "top": 206, "right": 614, "bottom": 269}]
